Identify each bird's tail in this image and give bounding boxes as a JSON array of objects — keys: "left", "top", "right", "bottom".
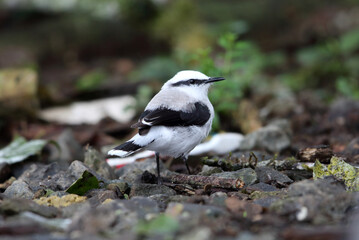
[{"left": 107, "top": 134, "right": 152, "bottom": 157}]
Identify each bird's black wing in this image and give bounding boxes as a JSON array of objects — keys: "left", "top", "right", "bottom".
[{"left": 131, "top": 102, "right": 210, "bottom": 135}]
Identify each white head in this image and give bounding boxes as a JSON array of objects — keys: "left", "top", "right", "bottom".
[{"left": 162, "top": 70, "right": 225, "bottom": 96}]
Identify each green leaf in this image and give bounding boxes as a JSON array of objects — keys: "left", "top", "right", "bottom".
[
  {"left": 0, "top": 136, "right": 47, "bottom": 164},
  {"left": 135, "top": 214, "right": 179, "bottom": 236},
  {"left": 66, "top": 170, "right": 99, "bottom": 196}
]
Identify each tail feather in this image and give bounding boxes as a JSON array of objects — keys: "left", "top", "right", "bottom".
[{"left": 108, "top": 140, "right": 142, "bottom": 157}]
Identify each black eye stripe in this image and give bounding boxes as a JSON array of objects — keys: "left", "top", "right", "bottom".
[{"left": 172, "top": 79, "right": 204, "bottom": 87}]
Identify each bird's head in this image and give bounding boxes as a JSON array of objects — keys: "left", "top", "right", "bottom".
[{"left": 162, "top": 70, "right": 225, "bottom": 96}]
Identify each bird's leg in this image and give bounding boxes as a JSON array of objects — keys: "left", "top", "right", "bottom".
[
  {"left": 182, "top": 156, "right": 191, "bottom": 175},
  {"left": 155, "top": 152, "right": 162, "bottom": 184}
]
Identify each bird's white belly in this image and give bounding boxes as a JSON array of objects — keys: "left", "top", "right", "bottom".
[{"left": 145, "top": 125, "right": 210, "bottom": 158}]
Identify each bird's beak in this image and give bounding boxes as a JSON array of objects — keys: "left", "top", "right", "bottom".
[{"left": 206, "top": 77, "right": 225, "bottom": 83}]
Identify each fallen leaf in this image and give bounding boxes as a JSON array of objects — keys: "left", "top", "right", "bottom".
[
  {"left": 66, "top": 170, "right": 99, "bottom": 196},
  {"left": 0, "top": 136, "right": 47, "bottom": 164}
]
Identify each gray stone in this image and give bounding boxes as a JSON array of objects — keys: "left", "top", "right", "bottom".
[
  {"left": 236, "top": 231, "right": 276, "bottom": 240},
  {"left": 255, "top": 166, "right": 293, "bottom": 185},
  {"left": 270, "top": 177, "right": 355, "bottom": 224},
  {"left": 116, "top": 158, "right": 169, "bottom": 183},
  {"left": 247, "top": 182, "right": 279, "bottom": 192},
  {"left": 165, "top": 202, "right": 228, "bottom": 219},
  {"left": 4, "top": 179, "right": 34, "bottom": 199},
  {"left": 48, "top": 128, "right": 84, "bottom": 168},
  {"left": 0, "top": 198, "right": 58, "bottom": 218},
  {"left": 198, "top": 165, "right": 223, "bottom": 176},
  {"left": 119, "top": 197, "right": 160, "bottom": 218},
  {"left": 84, "top": 147, "right": 116, "bottom": 180},
  {"left": 239, "top": 119, "right": 292, "bottom": 153},
  {"left": 253, "top": 197, "right": 280, "bottom": 208},
  {"left": 13, "top": 161, "right": 104, "bottom": 193},
  {"left": 87, "top": 189, "right": 120, "bottom": 207},
  {"left": 212, "top": 168, "right": 257, "bottom": 186},
  {"left": 129, "top": 183, "right": 176, "bottom": 197},
  {"left": 208, "top": 192, "right": 228, "bottom": 208}
]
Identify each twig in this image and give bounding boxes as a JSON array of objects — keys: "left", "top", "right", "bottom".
[{"left": 163, "top": 173, "right": 245, "bottom": 190}]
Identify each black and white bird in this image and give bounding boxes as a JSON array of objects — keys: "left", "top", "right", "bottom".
[{"left": 108, "top": 70, "right": 225, "bottom": 183}]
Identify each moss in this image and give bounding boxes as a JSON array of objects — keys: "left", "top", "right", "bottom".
[
  {"left": 313, "top": 157, "right": 359, "bottom": 191},
  {"left": 34, "top": 194, "right": 87, "bottom": 208},
  {"left": 313, "top": 160, "right": 330, "bottom": 179}
]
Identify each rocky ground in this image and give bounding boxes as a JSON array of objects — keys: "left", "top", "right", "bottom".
[{"left": 1, "top": 96, "right": 359, "bottom": 240}]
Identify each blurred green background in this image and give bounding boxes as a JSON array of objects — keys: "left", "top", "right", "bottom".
[{"left": 1, "top": 0, "right": 359, "bottom": 135}]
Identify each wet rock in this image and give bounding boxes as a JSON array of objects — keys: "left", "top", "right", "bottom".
[
  {"left": 270, "top": 177, "right": 355, "bottom": 224},
  {"left": 255, "top": 166, "right": 293, "bottom": 186},
  {"left": 4, "top": 179, "right": 34, "bottom": 199},
  {"left": 246, "top": 182, "right": 279, "bottom": 193},
  {"left": 212, "top": 168, "right": 258, "bottom": 186},
  {"left": 0, "top": 198, "right": 58, "bottom": 218},
  {"left": 84, "top": 146, "right": 116, "bottom": 180},
  {"left": 0, "top": 162, "right": 11, "bottom": 183},
  {"left": 239, "top": 119, "right": 292, "bottom": 153},
  {"left": 129, "top": 183, "right": 176, "bottom": 197}
]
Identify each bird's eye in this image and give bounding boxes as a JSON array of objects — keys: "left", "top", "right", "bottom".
[{"left": 189, "top": 79, "right": 195, "bottom": 84}]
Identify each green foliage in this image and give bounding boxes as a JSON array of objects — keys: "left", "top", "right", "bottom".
[
  {"left": 183, "top": 32, "right": 266, "bottom": 130},
  {"left": 131, "top": 56, "right": 182, "bottom": 83},
  {"left": 118, "top": 0, "right": 157, "bottom": 27},
  {"left": 134, "top": 85, "right": 154, "bottom": 113},
  {"left": 66, "top": 170, "right": 100, "bottom": 196},
  {"left": 153, "top": 0, "right": 198, "bottom": 44},
  {"left": 0, "top": 136, "right": 47, "bottom": 164},
  {"left": 135, "top": 214, "right": 179, "bottom": 237},
  {"left": 283, "top": 28, "right": 359, "bottom": 99},
  {"left": 76, "top": 69, "right": 107, "bottom": 91}
]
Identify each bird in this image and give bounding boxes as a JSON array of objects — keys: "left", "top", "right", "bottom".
[{"left": 108, "top": 70, "right": 225, "bottom": 184}]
